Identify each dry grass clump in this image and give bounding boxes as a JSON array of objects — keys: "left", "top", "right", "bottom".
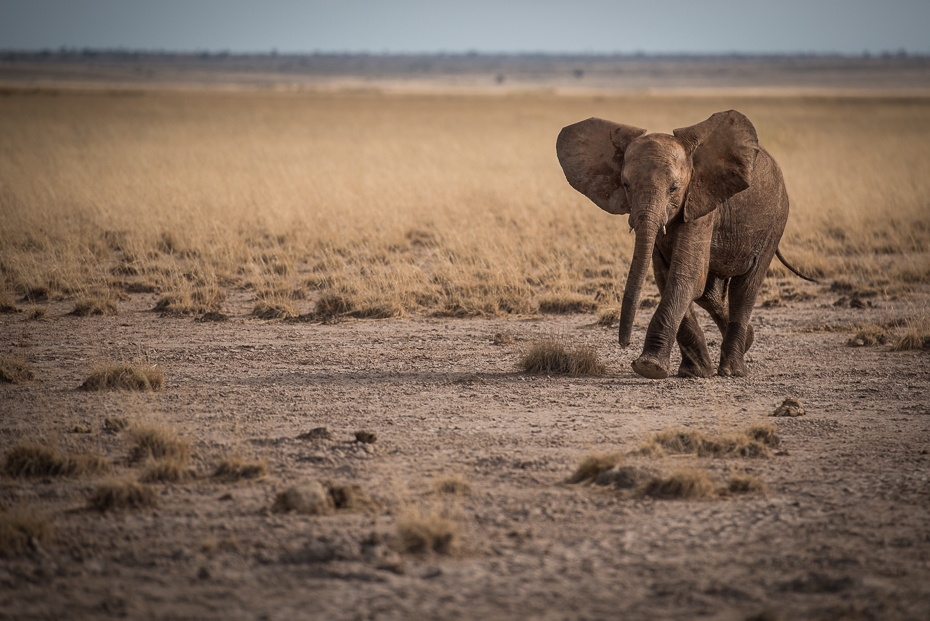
[
  {"left": 391, "top": 505, "right": 460, "bottom": 555},
  {"left": 596, "top": 307, "right": 621, "bottom": 327},
  {"left": 88, "top": 479, "right": 158, "bottom": 511},
  {"left": 130, "top": 425, "right": 189, "bottom": 463},
  {"left": 70, "top": 291, "right": 118, "bottom": 316},
  {"left": 79, "top": 364, "right": 163, "bottom": 391},
  {"left": 847, "top": 325, "right": 891, "bottom": 347},
  {"left": 314, "top": 290, "right": 406, "bottom": 320},
  {"left": 140, "top": 457, "right": 196, "bottom": 483},
  {"left": 212, "top": 456, "right": 269, "bottom": 481},
  {"left": 566, "top": 453, "right": 625, "bottom": 484},
  {"left": 3, "top": 443, "right": 110, "bottom": 478},
  {"left": 538, "top": 293, "right": 598, "bottom": 314},
  {"left": 0, "top": 356, "right": 34, "bottom": 384},
  {"left": 727, "top": 474, "right": 771, "bottom": 496},
  {"left": 637, "top": 424, "right": 779, "bottom": 458},
  {"left": 252, "top": 297, "right": 298, "bottom": 320},
  {"left": 153, "top": 284, "right": 226, "bottom": 315},
  {"left": 848, "top": 311, "right": 930, "bottom": 351},
  {"left": 519, "top": 338, "right": 607, "bottom": 376},
  {"left": 0, "top": 509, "right": 54, "bottom": 555},
  {"left": 0, "top": 294, "right": 20, "bottom": 313},
  {"left": 637, "top": 467, "right": 719, "bottom": 500},
  {"left": 432, "top": 474, "right": 471, "bottom": 495}
]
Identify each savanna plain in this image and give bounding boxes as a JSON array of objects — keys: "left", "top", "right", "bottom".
[{"left": 1, "top": 79, "right": 930, "bottom": 620}]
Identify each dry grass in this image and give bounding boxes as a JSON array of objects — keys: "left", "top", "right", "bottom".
[
  {"left": 566, "top": 453, "right": 625, "bottom": 484},
  {"left": 130, "top": 425, "right": 189, "bottom": 463},
  {"left": 392, "top": 505, "right": 460, "bottom": 555},
  {"left": 70, "top": 290, "right": 119, "bottom": 316},
  {"left": 140, "top": 457, "right": 195, "bottom": 483},
  {"left": 79, "top": 364, "right": 164, "bottom": 391},
  {"left": 637, "top": 424, "right": 780, "bottom": 458},
  {"left": 252, "top": 297, "right": 298, "bottom": 320},
  {"left": 0, "top": 509, "right": 54, "bottom": 555},
  {"left": 1, "top": 91, "right": 926, "bottom": 320},
  {"left": 213, "top": 456, "right": 269, "bottom": 481},
  {"left": 637, "top": 467, "right": 719, "bottom": 500},
  {"left": 848, "top": 306, "right": 930, "bottom": 350},
  {"left": 519, "top": 338, "right": 607, "bottom": 376},
  {"left": 88, "top": 479, "right": 158, "bottom": 511},
  {"left": 727, "top": 474, "right": 771, "bottom": 496},
  {"left": 3, "top": 443, "right": 110, "bottom": 477},
  {"left": 0, "top": 356, "right": 34, "bottom": 384},
  {"left": 431, "top": 474, "right": 471, "bottom": 495}
]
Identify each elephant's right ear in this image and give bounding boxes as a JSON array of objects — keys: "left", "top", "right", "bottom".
[{"left": 556, "top": 118, "right": 647, "bottom": 215}]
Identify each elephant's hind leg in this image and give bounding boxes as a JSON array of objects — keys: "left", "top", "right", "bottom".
[{"left": 696, "top": 275, "right": 754, "bottom": 355}]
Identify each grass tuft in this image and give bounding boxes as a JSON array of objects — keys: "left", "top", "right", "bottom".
[
  {"left": 432, "top": 475, "right": 471, "bottom": 495},
  {"left": 637, "top": 468, "right": 718, "bottom": 500},
  {"left": 637, "top": 425, "right": 779, "bottom": 459},
  {"left": 3, "top": 443, "right": 110, "bottom": 478},
  {"left": 566, "top": 453, "right": 624, "bottom": 484},
  {"left": 252, "top": 297, "right": 298, "bottom": 320},
  {"left": 140, "top": 457, "right": 195, "bottom": 483},
  {"left": 79, "top": 364, "right": 163, "bottom": 391},
  {"left": 130, "top": 425, "right": 189, "bottom": 463},
  {"left": 71, "top": 293, "right": 118, "bottom": 316},
  {"left": 0, "top": 509, "right": 54, "bottom": 555},
  {"left": 392, "top": 506, "right": 460, "bottom": 555},
  {"left": 538, "top": 293, "right": 598, "bottom": 314},
  {"left": 727, "top": 474, "right": 771, "bottom": 496},
  {"left": 213, "top": 456, "right": 268, "bottom": 481},
  {"left": 88, "top": 479, "right": 158, "bottom": 511},
  {"left": 0, "top": 356, "right": 34, "bottom": 384},
  {"left": 519, "top": 338, "right": 607, "bottom": 376}
]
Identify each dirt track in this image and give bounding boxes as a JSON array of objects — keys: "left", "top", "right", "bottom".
[{"left": 1, "top": 282, "right": 929, "bottom": 620}]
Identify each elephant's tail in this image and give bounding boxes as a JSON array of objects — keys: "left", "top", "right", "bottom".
[{"left": 775, "top": 248, "right": 818, "bottom": 283}]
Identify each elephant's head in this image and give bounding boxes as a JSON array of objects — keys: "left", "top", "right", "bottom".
[{"left": 556, "top": 110, "right": 760, "bottom": 346}]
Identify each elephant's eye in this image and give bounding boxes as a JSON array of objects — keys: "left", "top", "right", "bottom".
[{"left": 669, "top": 183, "right": 680, "bottom": 195}]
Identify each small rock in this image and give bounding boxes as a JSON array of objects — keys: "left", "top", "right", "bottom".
[
  {"left": 297, "top": 427, "right": 332, "bottom": 441},
  {"left": 772, "top": 397, "right": 805, "bottom": 417},
  {"left": 355, "top": 430, "right": 377, "bottom": 444}
]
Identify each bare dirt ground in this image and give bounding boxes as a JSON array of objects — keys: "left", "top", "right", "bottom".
[{"left": 1, "top": 281, "right": 929, "bottom": 620}]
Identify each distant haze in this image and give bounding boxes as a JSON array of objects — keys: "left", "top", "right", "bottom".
[{"left": 0, "top": 0, "right": 928, "bottom": 55}]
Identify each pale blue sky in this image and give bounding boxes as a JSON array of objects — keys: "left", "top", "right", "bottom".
[{"left": 0, "top": 0, "right": 927, "bottom": 55}]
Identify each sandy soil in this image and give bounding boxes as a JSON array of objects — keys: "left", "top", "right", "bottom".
[{"left": 1, "top": 281, "right": 929, "bottom": 621}]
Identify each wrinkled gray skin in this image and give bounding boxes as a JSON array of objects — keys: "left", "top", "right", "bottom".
[{"left": 557, "top": 110, "right": 789, "bottom": 379}]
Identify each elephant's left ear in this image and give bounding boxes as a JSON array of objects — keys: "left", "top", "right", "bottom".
[{"left": 674, "top": 110, "right": 760, "bottom": 222}]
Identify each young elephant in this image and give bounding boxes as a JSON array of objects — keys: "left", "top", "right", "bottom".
[{"left": 557, "top": 110, "right": 812, "bottom": 379}]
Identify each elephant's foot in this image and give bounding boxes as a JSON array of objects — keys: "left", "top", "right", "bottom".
[
  {"left": 678, "top": 361, "right": 714, "bottom": 379},
  {"left": 632, "top": 355, "right": 669, "bottom": 379},
  {"left": 717, "top": 355, "right": 748, "bottom": 377}
]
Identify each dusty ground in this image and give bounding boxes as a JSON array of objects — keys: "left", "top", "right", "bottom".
[{"left": 1, "top": 281, "right": 929, "bottom": 621}]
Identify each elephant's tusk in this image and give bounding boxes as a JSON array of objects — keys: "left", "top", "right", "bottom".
[{"left": 663, "top": 225, "right": 667, "bottom": 235}]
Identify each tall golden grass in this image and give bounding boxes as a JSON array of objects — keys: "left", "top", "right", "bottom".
[{"left": 1, "top": 89, "right": 928, "bottom": 316}]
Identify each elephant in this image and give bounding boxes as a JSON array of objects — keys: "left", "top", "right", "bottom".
[{"left": 556, "top": 110, "right": 814, "bottom": 379}]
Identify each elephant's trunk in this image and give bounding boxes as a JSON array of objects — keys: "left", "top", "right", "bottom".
[{"left": 618, "top": 212, "right": 661, "bottom": 347}]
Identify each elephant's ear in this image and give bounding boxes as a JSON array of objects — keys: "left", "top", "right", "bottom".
[
  {"left": 673, "top": 110, "right": 760, "bottom": 222},
  {"left": 557, "top": 118, "right": 647, "bottom": 215}
]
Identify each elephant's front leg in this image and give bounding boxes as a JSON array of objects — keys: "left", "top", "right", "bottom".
[
  {"left": 646, "top": 250, "right": 714, "bottom": 378},
  {"left": 631, "top": 238, "right": 711, "bottom": 380}
]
